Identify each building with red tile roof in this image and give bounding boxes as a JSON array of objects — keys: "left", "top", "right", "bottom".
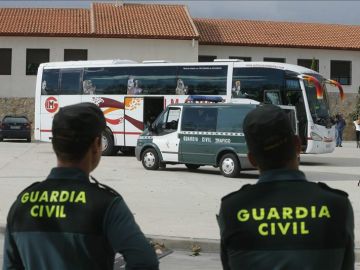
[{"left": 194, "top": 18, "right": 360, "bottom": 51}]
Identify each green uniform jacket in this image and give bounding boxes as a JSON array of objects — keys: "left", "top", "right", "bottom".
[
  {"left": 2, "top": 167, "right": 159, "bottom": 270},
  {"left": 218, "top": 169, "right": 354, "bottom": 270}
]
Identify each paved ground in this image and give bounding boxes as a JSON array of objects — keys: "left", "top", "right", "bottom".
[{"left": 0, "top": 140, "right": 359, "bottom": 265}]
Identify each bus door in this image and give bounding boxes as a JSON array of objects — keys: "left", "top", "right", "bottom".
[{"left": 143, "top": 97, "right": 165, "bottom": 129}]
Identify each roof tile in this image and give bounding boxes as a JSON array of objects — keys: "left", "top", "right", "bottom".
[{"left": 194, "top": 18, "right": 360, "bottom": 50}]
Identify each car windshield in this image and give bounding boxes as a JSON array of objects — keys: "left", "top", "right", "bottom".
[
  {"left": 304, "top": 73, "right": 331, "bottom": 126},
  {"left": 3, "top": 117, "right": 28, "bottom": 124}
]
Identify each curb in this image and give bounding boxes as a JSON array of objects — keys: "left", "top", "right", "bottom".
[
  {"left": 146, "top": 234, "right": 220, "bottom": 253},
  {"left": 1, "top": 224, "right": 359, "bottom": 262}
]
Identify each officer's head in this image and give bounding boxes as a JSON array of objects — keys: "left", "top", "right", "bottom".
[
  {"left": 52, "top": 103, "right": 106, "bottom": 169},
  {"left": 243, "top": 104, "right": 301, "bottom": 171}
]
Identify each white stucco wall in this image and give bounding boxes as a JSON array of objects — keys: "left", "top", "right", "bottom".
[
  {"left": 0, "top": 36, "right": 199, "bottom": 97},
  {"left": 199, "top": 45, "right": 360, "bottom": 93}
]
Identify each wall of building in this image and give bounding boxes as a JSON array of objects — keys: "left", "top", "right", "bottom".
[
  {"left": 0, "top": 36, "right": 199, "bottom": 98},
  {"left": 199, "top": 45, "right": 360, "bottom": 93}
]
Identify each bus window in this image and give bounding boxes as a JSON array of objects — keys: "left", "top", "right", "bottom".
[
  {"left": 177, "top": 65, "right": 227, "bottom": 95},
  {"left": 264, "top": 90, "right": 282, "bottom": 105},
  {"left": 41, "top": 69, "right": 60, "bottom": 95},
  {"left": 232, "top": 68, "right": 284, "bottom": 101},
  {"left": 60, "top": 69, "right": 82, "bottom": 95},
  {"left": 217, "top": 107, "right": 249, "bottom": 133},
  {"left": 125, "top": 66, "right": 178, "bottom": 95},
  {"left": 83, "top": 67, "right": 127, "bottom": 95}
]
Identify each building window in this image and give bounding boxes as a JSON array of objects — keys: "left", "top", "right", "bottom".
[
  {"left": 26, "top": 49, "right": 49, "bottom": 75},
  {"left": 331, "top": 60, "right": 351, "bottom": 85},
  {"left": 0, "top": 49, "right": 12, "bottom": 75},
  {"left": 64, "top": 49, "right": 88, "bottom": 61},
  {"left": 297, "top": 59, "right": 319, "bottom": 72},
  {"left": 263, "top": 57, "right": 286, "bottom": 63},
  {"left": 198, "top": 55, "right": 217, "bottom": 62},
  {"left": 229, "top": 56, "right": 251, "bottom": 62}
]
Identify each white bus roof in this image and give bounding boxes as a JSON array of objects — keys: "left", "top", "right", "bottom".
[
  {"left": 40, "top": 60, "right": 319, "bottom": 75},
  {"left": 233, "top": 61, "right": 319, "bottom": 75}
]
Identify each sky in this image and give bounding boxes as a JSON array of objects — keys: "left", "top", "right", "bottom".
[{"left": 1, "top": 0, "right": 360, "bottom": 26}]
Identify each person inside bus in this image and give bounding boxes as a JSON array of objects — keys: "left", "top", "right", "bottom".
[
  {"left": 83, "top": 79, "right": 96, "bottom": 94},
  {"left": 218, "top": 104, "right": 354, "bottom": 270},
  {"left": 127, "top": 76, "right": 143, "bottom": 95},
  {"left": 231, "top": 80, "right": 248, "bottom": 98}
]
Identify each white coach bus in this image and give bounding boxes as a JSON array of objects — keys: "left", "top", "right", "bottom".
[{"left": 34, "top": 59, "right": 343, "bottom": 155}]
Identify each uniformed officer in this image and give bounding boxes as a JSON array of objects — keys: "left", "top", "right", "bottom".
[
  {"left": 218, "top": 104, "right": 354, "bottom": 270},
  {"left": 3, "top": 103, "right": 159, "bottom": 270}
]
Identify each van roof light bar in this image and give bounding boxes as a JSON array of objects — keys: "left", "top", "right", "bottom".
[{"left": 185, "top": 95, "right": 224, "bottom": 103}]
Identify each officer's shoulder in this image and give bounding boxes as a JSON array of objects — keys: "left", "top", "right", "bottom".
[
  {"left": 90, "top": 180, "right": 121, "bottom": 197},
  {"left": 317, "top": 182, "right": 348, "bottom": 197},
  {"left": 18, "top": 182, "right": 41, "bottom": 195},
  {"left": 221, "top": 184, "right": 253, "bottom": 202}
]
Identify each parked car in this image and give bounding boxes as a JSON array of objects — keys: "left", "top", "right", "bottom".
[{"left": 0, "top": 115, "right": 32, "bottom": 142}]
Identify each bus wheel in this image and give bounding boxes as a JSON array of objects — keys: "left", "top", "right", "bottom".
[
  {"left": 219, "top": 153, "right": 240, "bottom": 178},
  {"left": 185, "top": 164, "right": 200, "bottom": 170},
  {"left": 141, "top": 148, "right": 160, "bottom": 170},
  {"left": 102, "top": 129, "right": 114, "bottom": 156}
]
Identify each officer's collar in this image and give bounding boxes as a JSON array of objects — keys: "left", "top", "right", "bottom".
[
  {"left": 46, "top": 167, "right": 90, "bottom": 182},
  {"left": 258, "top": 168, "right": 307, "bottom": 184}
]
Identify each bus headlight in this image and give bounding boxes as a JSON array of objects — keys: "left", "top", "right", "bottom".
[{"left": 310, "top": 132, "right": 323, "bottom": 141}]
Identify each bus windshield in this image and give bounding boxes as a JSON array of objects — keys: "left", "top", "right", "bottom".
[{"left": 303, "top": 74, "right": 331, "bottom": 126}]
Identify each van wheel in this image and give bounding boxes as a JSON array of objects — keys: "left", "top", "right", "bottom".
[
  {"left": 142, "top": 148, "right": 160, "bottom": 170},
  {"left": 102, "top": 129, "right": 115, "bottom": 156},
  {"left": 219, "top": 153, "right": 240, "bottom": 178},
  {"left": 185, "top": 164, "right": 200, "bottom": 170},
  {"left": 27, "top": 137, "right": 31, "bottom": 142}
]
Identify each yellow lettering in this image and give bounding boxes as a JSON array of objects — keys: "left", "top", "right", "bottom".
[
  {"left": 311, "top": 206, "right": 316, "bottom": 218},
  {"left": 258, "top": 223, "right": 268, "bottom": 236},
  {"left": 278, "top": 222, "right": 291, "bottom": 235},
  {"left": 292, "top": 222, "right": 298, "bottom": 234},
  {"left": 300, "top": 222, "right": 309, "bottom": 234},
  {"left": 270, "top": 223, "right": 276, "bottom": 235},
  {"left": 267, "top": 208, "right": 280, "bottom": 220},
  {"left": 69, "top": 191, "right": 75, "bottom": 202},
  {"left": 46, "top": 205, "right": 56, "bottom": 217},
  {"left": 318, "top": 206, "right": 331, "bottom": 218},
  {"left": 39, "top": 205, "right": 44, "bottom": 217},
  {"left": 50, "top": 191, "right": 59, "bottom": 202},
  {"left": 296, "top": 207, "right": 308, "bottom": 219},
  {"left": 252, "top": 208, "right": 265, "bottom": 221},
  {"left": 237, "top": 209, "right": 249, "bottom": 222},
  {"left": 59, "top": 191, "right": 69, "bottom": 202},
  {"left": 38, "top": 191, "right": 48, "bottom": 203},
  {"left": 21, "top": 193, "right": 29, "bottom": 203},
  {"left": 30, "top": 191, "right": 39, "bottom": 203},
  {"left": 30, "top": 205, "right": 39, "bottom": 217},
  {"left": 75, "top": 191, "right": 86, "bottom": 203},
  {"left": 59, "top": 205, "right": 66, "bottom": 218},
  {"left": 282, "top": 207, "right": 293, "bottom": 219}
]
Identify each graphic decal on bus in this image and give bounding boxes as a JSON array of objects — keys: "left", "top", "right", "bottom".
[
  {"left": 92, "top": 97, "right": 144, "bottom": 130},
  {"left": 44, "top": 97, "right": 59, "bottom": 113}
]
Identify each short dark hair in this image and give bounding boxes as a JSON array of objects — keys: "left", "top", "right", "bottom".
[
  {"left": 51, "top": 103, "right": 106, "bottom": 161},
  {"left": 243, "top": 104, "right": 296, "bottom": 170}
]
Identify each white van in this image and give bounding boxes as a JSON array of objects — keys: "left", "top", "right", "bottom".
[{"left": 135, "top": 102, "right": 297, "bottom": 177}]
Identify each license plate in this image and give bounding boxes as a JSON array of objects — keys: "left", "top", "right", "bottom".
[{"left": 10, "top": 126, "right": 21, "bottom": 129}]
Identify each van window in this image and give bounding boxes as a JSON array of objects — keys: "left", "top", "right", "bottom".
[
  {"left": 155, "top": 107, "right": 180, "bottom": 134},
  {"left": 181, "top": 107, "right": 217, "bottom": 132},
  {"left": 216, "top": 107, "right": 249, "bottom": 132}
]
